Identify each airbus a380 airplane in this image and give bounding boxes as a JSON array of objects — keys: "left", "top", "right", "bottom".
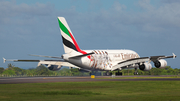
[{"left": 3, "top": 17, "right": 176, "bottom": 75}]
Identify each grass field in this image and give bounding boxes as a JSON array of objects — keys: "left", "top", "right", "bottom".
[
  {"left": 96, "top": 75, "right": 180, "bottom": 79},
  {"left": 0, "top": 80, "right": 180, "bottom": 101}
]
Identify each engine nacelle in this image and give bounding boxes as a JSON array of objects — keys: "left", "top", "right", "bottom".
[
  {"left": 48, "top": 65, "right": 61, "bottom": 71},
  {"left": 154, "top": 59, "right": 167, "bottom": 69},
  {"left": 139, "top": 63, "right": 152, "bottom": 71}
]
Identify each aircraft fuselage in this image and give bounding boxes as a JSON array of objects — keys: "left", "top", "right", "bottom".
[{"left": 63, "top": 49, "right": 139, "bottom": 71}]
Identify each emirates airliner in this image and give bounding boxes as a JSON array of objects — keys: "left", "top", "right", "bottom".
[{"left": 3, "top": 17, "right": 176, "bottom": 75}]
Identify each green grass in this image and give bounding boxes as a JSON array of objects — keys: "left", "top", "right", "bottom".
[
  {"left": 96, "top": 76, "right": 180, "bottom": 79},
  {"left": 0, "top": 81, "right": 180, "bottom": 101},
  {"left": 20, "top": 90, "right": 102, "bottom": 95}
]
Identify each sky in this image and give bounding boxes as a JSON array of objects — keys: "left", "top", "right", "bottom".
[{"left": 0, "top": 0, "right": 179, "bottom": 69}]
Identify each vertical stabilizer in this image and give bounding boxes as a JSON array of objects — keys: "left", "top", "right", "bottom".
[
  {"left": 58, "top": 17, "right": 91, "bottom": 59},
  {"left": 58, "top": 17, "right": 81, "bottom": 54}
]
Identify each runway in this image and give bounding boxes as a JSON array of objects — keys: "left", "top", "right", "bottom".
[{"left": 0, "top": 75, "right": 180, "bottom": 84}]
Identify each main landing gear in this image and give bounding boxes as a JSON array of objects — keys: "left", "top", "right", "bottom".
[
  {"left": 105, "top": 71, "right": 113, "bottom": 76},
  {"left": 134, "top": 68, "right": 138, "bottom": 75},
  {"left": 116, "top": 70, "right": 122, "bottom": 76},
  {"left": 106, "top": 71, "right": 110, "bottom": 76}
]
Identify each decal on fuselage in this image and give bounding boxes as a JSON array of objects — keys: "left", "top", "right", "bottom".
[
  {"left": 89, "top": 50, "right": 112, "bottom": 70},
  {"left": 113, "top": 53, "right": 139, "bottom": 60}
]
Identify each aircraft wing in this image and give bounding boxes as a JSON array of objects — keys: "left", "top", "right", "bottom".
[
  {"left": 150, "top": 53, "right": 176, "bottom": 62},
  {"left": 3, "top": 58, "right": 80, "bottom": 69},
  {"left": 112, "top": 57, "right": 149, "bottom": 71},
  {"left": 111, "top": 53, "right": 176, "bottom": 71}
]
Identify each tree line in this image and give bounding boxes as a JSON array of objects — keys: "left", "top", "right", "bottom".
[
  {"left": 0, "top": 63, "right": 180, "bottom": 77},
  {"left": 121, "top": 66, "right": 180, "bottom": 75},
  {"left": 0, "top": 64, "right": 89, "bottom": 77}
]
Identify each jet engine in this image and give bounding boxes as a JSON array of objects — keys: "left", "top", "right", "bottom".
[
  {"left": 139, "top": 63, "right": 152, "bottom": 71},
  {"left": 154, "top": 59, "right": 167, "bottom": 69},
  {"left": 48, "top": 65, "right": 61, "bottom": 71}
]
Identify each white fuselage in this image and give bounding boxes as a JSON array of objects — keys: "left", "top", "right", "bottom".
[{"left": 63, "top": 49, "right": 140, "bottom": 71}]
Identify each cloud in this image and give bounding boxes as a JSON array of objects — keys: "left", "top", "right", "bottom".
[
  {"left": 138, "top": 0, "right": 155, "bottom": 11},
  {"left": 161, "top": 0, "right": 180, "bottom": 4},
  {"left": 68, "top": 0, "right": 180, "bottom": 42},
  {"left": 113, "top": 1, "right": 126, "bottom": 11},
  {"left": 126, "top": 0, "right": 180, "bottom": 35},
  {"left": 2, "top": 0, "right": 180, "bottom": 42},
  {"left": 0, "top": 0, "right": 179, "bottom": 68},
  {"left": 0, "top": 0, "right": 53, "bottom": 18},
  {"left": 0, "top": 0, "right": 55, "bottom": 43},
  {"left": 0, "top": 1, "right": 54, "bottom": 28},
  {"left": 1, "top": 0, "right": 180, "bottom": 45}
]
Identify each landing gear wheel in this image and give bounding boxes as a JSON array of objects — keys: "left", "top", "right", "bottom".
[
  {"left": 106, "top": 71, "right": 112, "bottom": 76},
  {"left": 106, "top": 71, "right": 110, "bottom": 76},
  {"left": 134, "top": 68, "right": 138, "bottom": 75},
  {"left": 134, "top": 72, "right": 138, "bottom": 75}
]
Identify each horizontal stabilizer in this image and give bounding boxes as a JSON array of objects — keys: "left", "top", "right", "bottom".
[
  {"left": 29, "top": 54, "right": 62, "bottom": 59},
  {"left": 69, "top": 52, "right": 94, "bottom": 59}
]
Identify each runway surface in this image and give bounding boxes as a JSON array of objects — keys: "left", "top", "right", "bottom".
[{"left": 0, "top": 75, "right": 180, "bottom": 84}]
